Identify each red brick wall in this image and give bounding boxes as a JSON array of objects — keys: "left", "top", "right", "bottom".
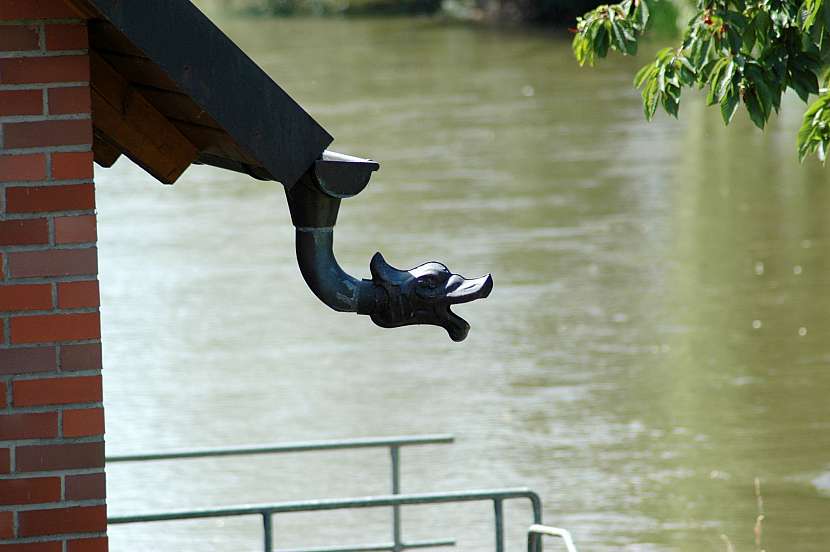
[{"left": 0, "top": 2, "right": 108, "bottom": 550}]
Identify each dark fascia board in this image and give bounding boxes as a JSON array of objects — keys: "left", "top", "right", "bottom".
[{"left": 83, "top": 0, "right": 333, "bottom": 187}]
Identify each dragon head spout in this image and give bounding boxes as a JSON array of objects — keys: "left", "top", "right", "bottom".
[{"left": 367, "top": 253, "right": 493, "bottom": 342}]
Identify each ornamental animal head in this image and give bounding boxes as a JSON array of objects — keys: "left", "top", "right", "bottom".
[{"left": 367, "top": 252, "right": 493, "bottom": 342}]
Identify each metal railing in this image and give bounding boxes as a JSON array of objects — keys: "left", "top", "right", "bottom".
[
  {"left": 109, "top": 488, "right": 543, "bottom": 552},
  {"left": 106, "top": 434, "right": 454, "bottom": 463},
  {"left": 106, "top": 434, "right": 543, "bottom": 552},
  {"left": 107, "top": 434, "right": 453, "bottom": 551},
  {"left": 527, "top": 524, "right": 578, "bottom": 552}
]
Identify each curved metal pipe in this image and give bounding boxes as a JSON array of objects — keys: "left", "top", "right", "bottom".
[
  {"left": 285, "top": 154, "right": 492, "bottom": 341},
  {"left": 294, "top": 227, "right": 377, "bottom": 314}
]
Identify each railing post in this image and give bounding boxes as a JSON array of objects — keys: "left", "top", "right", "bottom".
[
  {"left": 494, "top": 499, "right": 504, "bottom": 552},
  {"left": 263, "top": 511, "right": 273, "bottom": 552},
  {"left": 528, "top": 493, "right": 543, "bottom": 552},
  {"left": 390, "top": 445, "right": 402, "bottom": 552}
]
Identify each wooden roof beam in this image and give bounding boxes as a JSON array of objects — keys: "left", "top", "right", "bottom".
[
  {"left": 92, "top": 130, "right": 121, "bottom": 168},
  {"left": 90, "top": 52, "right": 197, "bottom": 184}
]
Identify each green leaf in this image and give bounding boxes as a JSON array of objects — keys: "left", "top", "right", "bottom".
[
  {"left": 720, "top": 87, "right": 739, "bottom": 124},
  {"left": 633, "top": 62, "right": 655, "bottom": 87},
  {"left": 742, "top": 19, "right": 756, "bottom": 53},
  {"left": 797, "top": 95, "right": 830, "bottom": 162},
  {"left": 744, "top": 88, "right": 767, "bottom": 129},
  {"left": 791, "top": 78, "right": 811, "bottom": 102},
  {"left": 677, "top": 55, "right": 695, "bottom": 74},
  {"left": 655, "top": 46, "right": 674, "bottom": 61},
  {"left": 690, "top": 37, "right": 712, "bottom": 71},
  {"left": 644, "top": 80, "right": 660, "bottom": 120},
  {"left": 624, "top": 33, "right": 638, "bottom": 55},
  {"left": 593, "top": 26, "right": 610, "bottom": 58},
  {"left": 726, "top": 26, "right": 743, "bottom": 53},
  {"left": 717, "top": 59, "right": 735, "bottom": 101},
  {"left": 771, "top": 85, "right": 783, "bottom": 113},
  {"left": 663, "top": 93, "right": 679, "bottom": 118},
  {"left": 724, "top": 10, "right": 747, "bottom": 29},
  {"left": 788, "top": 64, "right": 819, "bottom": 103},
  {"left": 572, "top": 33, "right": 591, "bottom": 66},
  {"left": 633, "top": 0, "right": 649, "bottom": 29},
  {"left": 755, "top": 79, "right": 773, "bottom": 117},
  {"left": 706, "top": 58, "right": 729, "bottom": 105},
  {"left": 803, "top": 0, "right": 823, "bottom": 30},
  {"left": 609, "top": 20, "right": 627, "bottom": 52},
  {"left": 657, "top": 63, "right": 666, "bottom": 92},
  {"left": 796, "top": 68, "right": 820, "bottom": 95}
]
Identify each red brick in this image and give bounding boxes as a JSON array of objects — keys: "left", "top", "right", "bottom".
[
  {"left": 0, "top": 283, "right": 52, "bottom": 312},
  {"left": 0, "top": 346, "right": 57, "bottom": 375},
  {"left": 16, "top": 442, "right": 105, "bottom": 472},
  {"left": 8, "top": 248, "right": 97, "bottom": 278},
  {"left": 11, "top": 312, "right": 99, "bottom": 344},
  {"left": 67, "top": 537, "right": 107, "bottom": 552},
  {"left": 0, "top": 542, "right": 62, "bottom": 552},
  {"left": 51, "top": 151, "right": 93, "bottom": 180},
  {"left": 58, "top": 280, "right": 98, "bottom": 308},
  {"left": 65, "top": 472, "right": 105, "bottom": 500},
  {"left": 0, "top": 511, "right": 12, "bottom": 539},
  {"left": 0, "top": 449, "right": 9, "bottom": 473},
  {"left": 13, "top": 375, "right": 101, "bottom": 406},
  {"left": 47, "top": 86, "right": 90, "bottom": 115},
  {"left": 6, "top": 183, "right": 94, "bottom": 213},
  {"left": 19, "top": 505, "right": 106, "bottom": 537},
  {"left": 0, "top": 0, "right": 80, "bottom": 20},
  {"left": 45, "top": 23, "right": 87, "bottom": 50},
  {"left": 60, "top": 342, "right": 101, "bottom": 371},
  {"left": 5, "top": 119, "right": 91, "bottom": 149},
  {"left": 54, "top": 214, "right": 96, "bottom": 244},
  {"left": 0, "top": 24, "right": 39, "bottom": 51},
  {"left": 0, "top": 153, "right": 46, "bottom": 181},
  {"left": 0, "top": 412, "right": 58, "bottom": 440},
  {"left": 0, "top": 89, "right": 43, "bottom": 116},
  {"left": 0, "top": 55, "right": 88, "bottom": 84},
  {"left": 63, "top": 407, "right": 104, "bottom": 437},
  {"left": 0, "top": 382, "right": 5, "bottom": 408},
  {"left": 0, "top": 477, "right": 61, "bottom": 505},
  {"left": 0, "top": 218, "right": 49, "bottom": 246}
]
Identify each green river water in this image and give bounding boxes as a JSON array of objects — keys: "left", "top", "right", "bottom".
[{"left": 99, "top": 14, "right": 830, "bottom": 552}]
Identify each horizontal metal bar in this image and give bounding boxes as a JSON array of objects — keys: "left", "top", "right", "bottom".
[
  {"left": 105, "top": 434, "right": 454, "bottom": 463},
  {"left": 275, "top": 538, "right": 455, "bottom": 552},
  {"left": 108, "top": 488, "right": 541, "bottom": 524}
]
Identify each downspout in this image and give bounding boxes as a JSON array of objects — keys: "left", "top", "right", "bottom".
[{"left": 285, "top": 151, "right": 493, "bottom": 342}]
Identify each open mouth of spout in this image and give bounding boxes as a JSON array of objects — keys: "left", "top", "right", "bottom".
[
  {"left": 442, "top": 274, "right": 493, "bottom": 342},
  {"left": 442, "top": 306, "right": 471, "bottom": 342},
  {"left": 445, "top": 274, "right": 494, "bottom": 304}
]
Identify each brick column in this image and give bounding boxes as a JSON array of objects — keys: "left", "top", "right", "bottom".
[{"left": 0, "top": 2, "right": 108, "bottom": 551}]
